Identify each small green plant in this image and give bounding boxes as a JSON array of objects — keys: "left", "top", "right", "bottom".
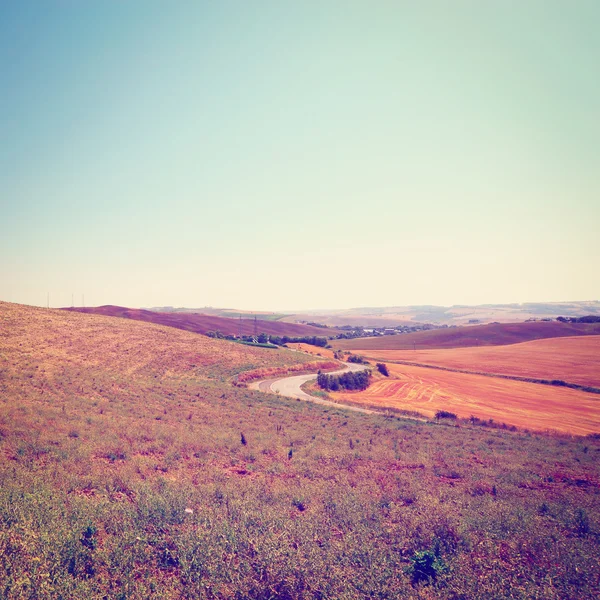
[
  {"left": 576, "top": 508, "right": 590, "bottom": 535},
  {"left": 406, "top": 549, "right": 446, "bottom": 584},
  {"left": 80, "top": 525, "right": 98, "bottom": 550},
  {"left": 292, "top": 498, "right": 307, "bottom": 512}
]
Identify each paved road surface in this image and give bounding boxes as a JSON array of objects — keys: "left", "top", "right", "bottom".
[{"left": 248, "top": 362, "right": 376, "bottom": 414}]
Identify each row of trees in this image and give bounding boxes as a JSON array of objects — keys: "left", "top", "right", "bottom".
[
  {"left": 269, "top": 335, "right": 329, "bottom": 347},
  {"left": 205, "top": 331, "right": 329, "bottom": 348},
  {"left": 317, "top": 370, "right": 371, "bottom": 391}
]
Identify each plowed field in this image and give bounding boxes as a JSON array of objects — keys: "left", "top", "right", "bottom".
[
  {"left": 333, "top": 321, "right": 600, "bottom": 351},
  {"left": 330, "top": 363, "right": 600, "bottom": 435},
  {"left": 355, "top": 336, "right": 600, "bottom": 388}
]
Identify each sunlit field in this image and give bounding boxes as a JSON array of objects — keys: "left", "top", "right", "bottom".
[
  {"left": 331, "top": 363, "right": 600, "bottom": 435},
  {"left": 352, "top": 335, "right": 600, "bottom": 388},
  {"left": 1, "top": 302, "right": 600, "bottom": 598}
]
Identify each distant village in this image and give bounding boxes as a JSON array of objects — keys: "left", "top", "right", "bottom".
[
  {"left": 299, "top": 313, "right": 600, "bottom": 340},
  {"left": 306, "top": 322, "right": 448, "bottom": 340}
]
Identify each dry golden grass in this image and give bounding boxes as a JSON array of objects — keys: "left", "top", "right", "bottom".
[
  {"left": 357, "top": 336, "right": 600, "bottom": 388},
  {"left": 233, "top": 360, "right": 339, "bottom": 384},
  {"left": 2, "top": 302, "right": 600, "bottom": 598},
  {"left": 0, "top": 301, "right": 320, "bottom": 386},
  {"left": 286, "top": 342, "right": 337, "bottom": 360},
  {"left": 331, "top": 363, "right": 600, "bottom": 435},
  {"left": 333, "top": 321, "right": 600, "bottom": 351}
]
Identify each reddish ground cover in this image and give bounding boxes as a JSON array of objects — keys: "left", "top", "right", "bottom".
[
  {"left": 1, "top": 301, "right": 324, "bottom": 387},
  {"left": 356, "top": 336, "right": 600, "bottom": 388},
  {"left": 286, "top": 343, "right": 337, "bottom": 360},
  {"left": 64, "top": 305, "right": 340, "bottom": 337},
  {"left": 333, "top": 320, "right": 600, "bottom": 351},
  {"left": 330, "top": 363, "right": 600, "bottom": 435}
]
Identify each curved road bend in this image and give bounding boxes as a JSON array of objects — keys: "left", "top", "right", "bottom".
[{"left": 248, "top": 362, "right": 376, "bottom": 414}]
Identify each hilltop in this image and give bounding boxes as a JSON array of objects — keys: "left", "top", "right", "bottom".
[
  {"left": 283, "top": 300, "right": 600, "bottom": 327},
  {"left": 333, "top": 319, "right": 600, "bottom": 351},
  {"left": 63, "top": 305, "right": 338, "bottom": 338}
]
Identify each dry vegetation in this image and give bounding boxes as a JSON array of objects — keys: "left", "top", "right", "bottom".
[
  {"left": 65, "top": 306, "right": 340, "bottom": 338},
  {"left": 356, "top": 336, "right": 600, "bottom": 389},
  {"left": 233, "top": 361, "right": 339, "bottom": 385},
  {"left": 1, "top": 302, "right": 600, "bottom": 598},
  {"left": 331, "top": 363, "right": 600, "bottom": 435},
  {"left": 285, "top": 343, "right": 337, "bottom": 361},
  {"left": 331, "top": 336, "right": 600, "bottom": 435},
  {"left": 333, "top": 321, "right": 600, "bottom": 351}
]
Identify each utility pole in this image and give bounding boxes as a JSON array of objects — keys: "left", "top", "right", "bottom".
[
  {"left": 47, "top": 292, "right": 49, "bottom": 309},
  {"left": 71, "top": 293, "right": 74, "bottom": 308}
]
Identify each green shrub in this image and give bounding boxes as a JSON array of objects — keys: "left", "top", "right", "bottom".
[
  {"left": 376, "top": 363, "right": 389, "bottom": 376},
  {"left": 436, "top": 410, "right": 457, "bottom": 420},
  {"left": 406, "top": 549, "right": 446, "bottom": 584}
]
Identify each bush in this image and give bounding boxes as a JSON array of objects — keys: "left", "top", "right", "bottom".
[
  {"left": 347, "top": 354, "right": 369, "bottom": 365},
  {"left": 317, "top": 370, "right": 371, "bottom": 391},
  {"left": 376, "top": 363, "right": 389, "bottom": 376},
  {"left": 436, "top": 410, "right": 457, "bottom": 420},
  {"left": 406, "top": 549, "right": 445, "bottom": 584}
]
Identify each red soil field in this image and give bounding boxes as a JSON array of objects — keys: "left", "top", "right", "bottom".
[
  {"left": 330, "top": 363, "right": 600, "bottom": 435},
  {"left": 333, "top": 320, "right": 600, "bottom": 351},
  {"left": 357, "top": 336, "right": 600, "bottom": 388},
  {"left": 64, "top": 306, "right": 340, "bottom": 338}
]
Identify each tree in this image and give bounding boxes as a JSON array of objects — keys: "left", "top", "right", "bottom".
[{"left": 376, "top": 363, "right": 389, "bottom": 376}]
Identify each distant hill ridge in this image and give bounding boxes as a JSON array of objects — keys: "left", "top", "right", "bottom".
[
  {"left": 333, "top": 320, "right": 600, "bottom": 351},
  {"left": 63, "top": 305, "right": 340, "bottom": 337}
]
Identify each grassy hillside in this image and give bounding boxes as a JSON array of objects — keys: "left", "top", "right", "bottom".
[
  {"left": 1, "top": 302, "right": 600, "bottom": 598},
  {"left": 63, "top": 306, "right": 338, "bottom": 338},
  {"left": 333, "top": 320, "right": 600, "bottom": 351}
]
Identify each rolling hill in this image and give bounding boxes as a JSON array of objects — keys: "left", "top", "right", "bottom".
[
  {"left": 355, "top": 335, "right": 600, "bottom": 389},
  {"left": 285, "top": 300, "right": 600, "bottom": 326},
  {"left": 333, "top": 320, "right": 600, "bottom": 351},
  {"left": 63, "top": 305, "right": 338, "bottom": 338},
  {"left": 2, "top": 300, "right": 600, "bottom": 598}
]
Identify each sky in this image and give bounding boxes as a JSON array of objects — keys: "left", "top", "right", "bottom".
[{"left": 1, "top": 1, "right": 599, "bottom": 311}]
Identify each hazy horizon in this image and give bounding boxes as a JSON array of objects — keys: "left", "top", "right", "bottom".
[
  {"left": 2, "top": 1, "right": 599, "bottom": 312},
  {"left": 7, "top": 298, "right": 598, "bottom": 316}
]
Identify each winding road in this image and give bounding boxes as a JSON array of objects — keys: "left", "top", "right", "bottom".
[{"left": 248, "top": 362, "right": 376, "bottom": 414}]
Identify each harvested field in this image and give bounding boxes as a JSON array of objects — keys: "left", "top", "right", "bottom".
[
  {"left": 333, "top": 321, "right": 600, "bottom": 351},
  {"left": 64, "top": 305, "right": 340, "bottom": 338},
  {"left": 357, "top": 336, "right": 600, "bottom": 388},
  {"left": 330, "top": 363, "right": 600, "bottom": 435}
]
